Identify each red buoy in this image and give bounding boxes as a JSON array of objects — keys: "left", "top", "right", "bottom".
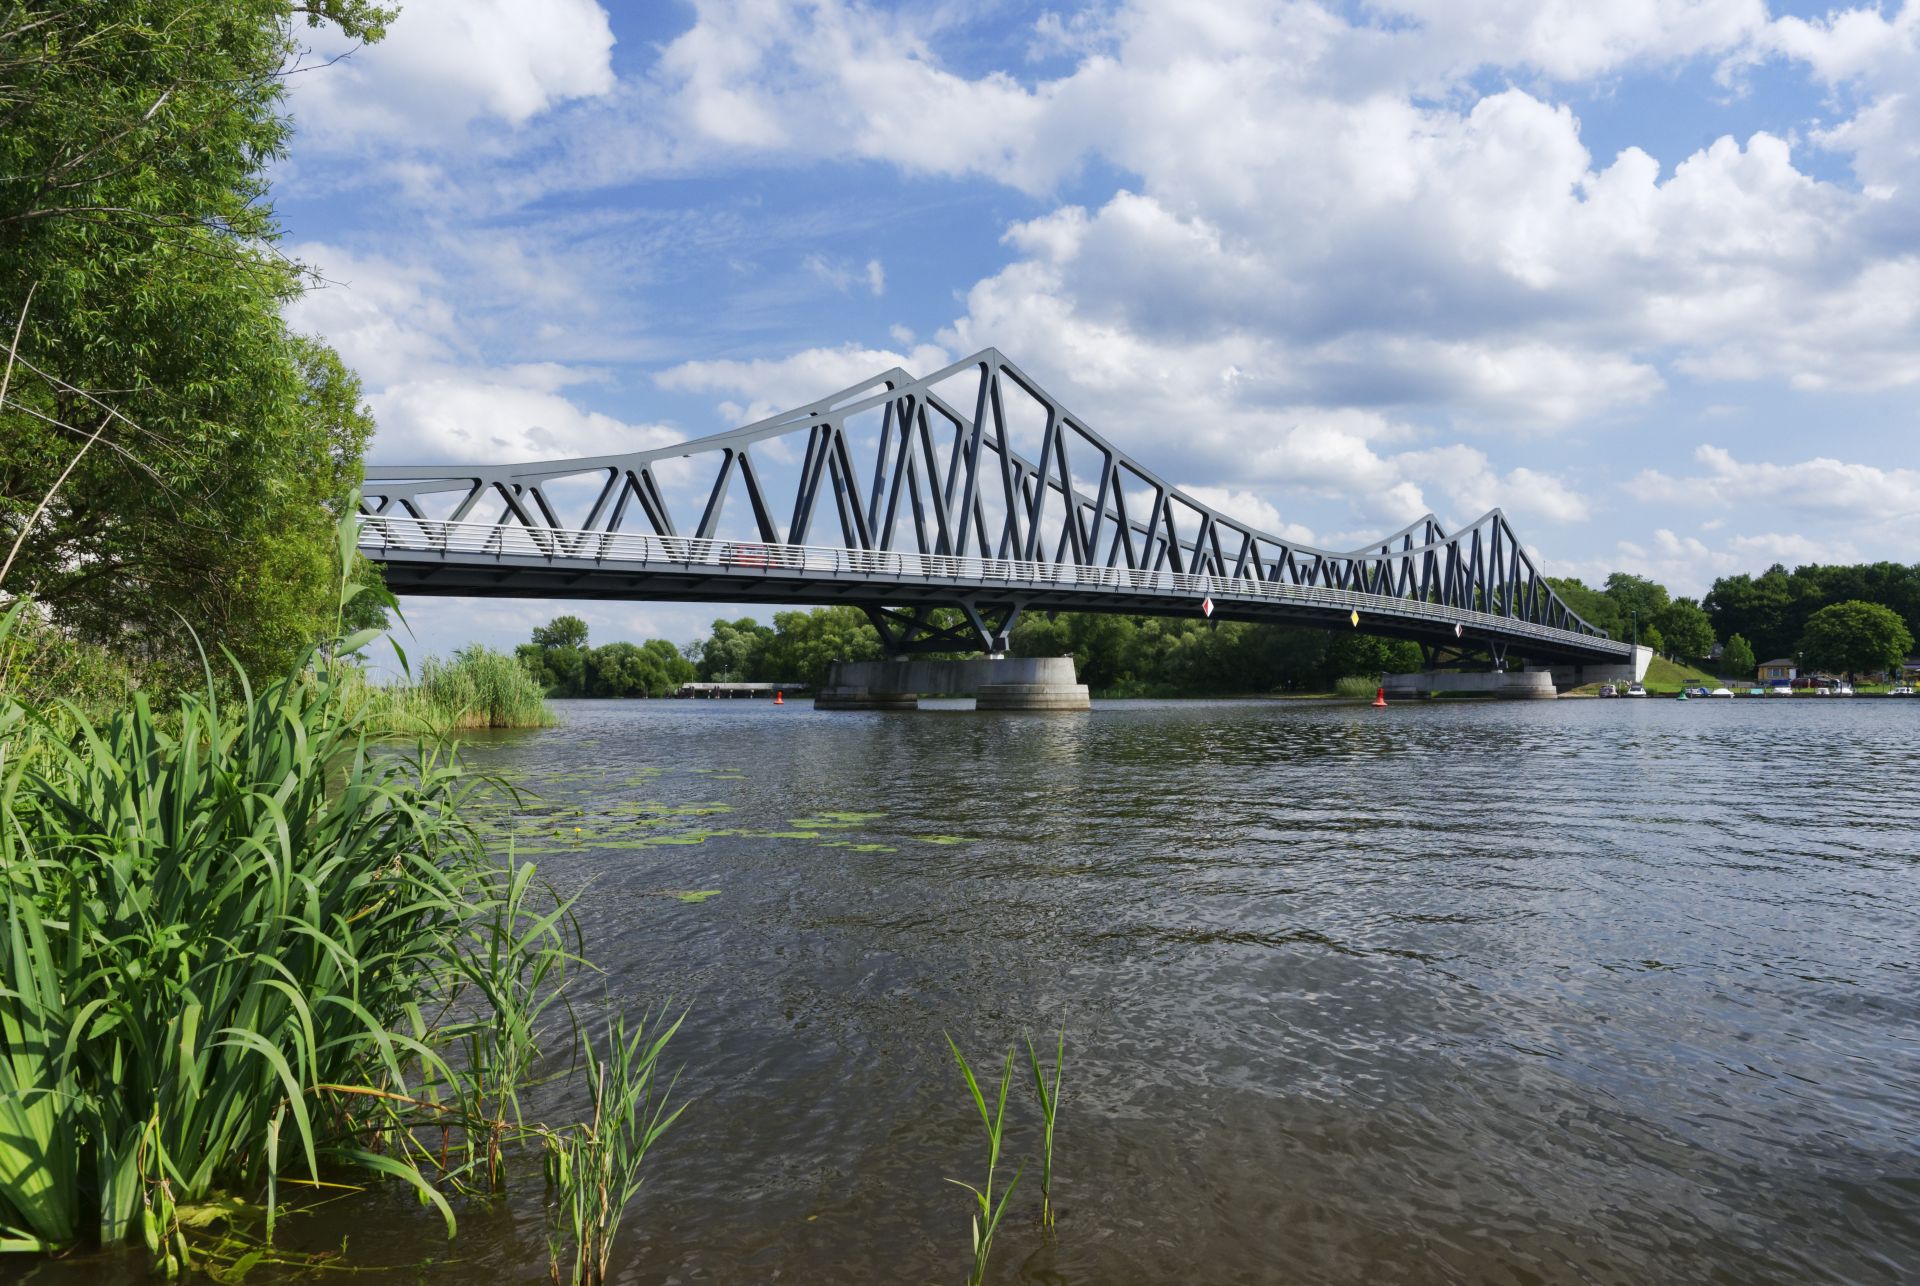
[
  {"left": 775, "top": 689, "right": 785, "bottom": 705},
  {"left": 1373, "top": 686, "right": 1388, "bottom": 707}
]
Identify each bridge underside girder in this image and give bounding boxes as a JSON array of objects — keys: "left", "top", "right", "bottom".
[{"left": 374, "top": 556, "right": 1625, "bottom": 665}]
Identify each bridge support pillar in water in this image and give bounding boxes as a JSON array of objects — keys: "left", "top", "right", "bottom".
[
  {"left": 815, "top": 656, "right": 1090, "bottom": 711},
  {"left": 1381, "top": 669, "right": 1559, "bottom": 700}
]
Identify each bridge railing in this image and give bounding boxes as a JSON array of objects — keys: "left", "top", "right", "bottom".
[{"left": 359, "top": 516, "right": 1630, "bottom": 656}]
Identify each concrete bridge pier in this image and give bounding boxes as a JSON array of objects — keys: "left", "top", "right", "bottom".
[
  {"left": 1381, "top": 669, "right": 1559, "bottom": 700},
  {"left": 815, "top": 656, "right": 1090, "bottom": 711}
]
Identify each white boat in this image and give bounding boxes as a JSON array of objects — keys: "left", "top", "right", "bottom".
[
  {"left": 1767, "top": 685, "right": 1791, "bottom": 696},
  {"left": 1625, "top": 683, "right": 1647, "bottom": 697},
  {"left": 1710, "top": 687, "right": 1733, "bottom": 698},
  {"left": 1834, "top": 683, "right": 1856, "bottom": 696}
]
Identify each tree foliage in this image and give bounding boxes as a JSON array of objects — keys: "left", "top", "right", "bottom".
[
  {"left": 0, "top": 2, "right": 391, "bottom": 686},
  {"left": 1722, "top": 632, "right": 1756, "bottom": 679},
  {"left": 1797, "top": 600, "right": 1914, "bottom": 679},
  {"left": 1707, "top": 561, "right": 1920, "bottom": 662},
  {"left": 1006, "top": 612, "right": 1421, "bottom": 694},
  {"left": 1545, "top": 577, "right": 1624, "bottom": 639},
  {"left": 517, "top": 616, "right": 695, "bottom": 698},
  {"left": 755, "top": 607, "right": 885, "bottom": 689},
  {"left": 1654, "top": 597, "right": 1715, "bottom": 662},
  {"left": 585, "top": 639, "right": 694, "bottom": 698},
  {"left": 691, "top": 617, "right": 775, "bottom": 681},
  {"left": 531, "top": 615, "right": 589, "bottom": 652}
]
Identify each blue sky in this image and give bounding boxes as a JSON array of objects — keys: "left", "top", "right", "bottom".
[{"left": 276, "top": 0, "right": 1920, "bottom": 659}]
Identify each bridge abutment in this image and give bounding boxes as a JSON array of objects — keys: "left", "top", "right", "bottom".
[
  {"left": 1547, "top": 645, "right": 1654, "bottom": 690},
  {"left": 815, "top": 656, "right": 1090, "bottom": 711}
]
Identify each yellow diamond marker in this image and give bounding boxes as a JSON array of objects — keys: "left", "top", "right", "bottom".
[{"left": 1350, "top": 609, "right": 1360, "bottom": 627}]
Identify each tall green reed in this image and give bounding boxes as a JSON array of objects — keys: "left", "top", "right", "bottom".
[
  {"left": 544, "top": 1009, "right": 686, "bottom": 1286},
  {"left": 335, "top": 645, "right": 556, "bottom": 734},
  {"left": 0, "top": 516, "right": 576, "bottom": 1267},
  {"left": 1026, "top": 1027, "right": 1065, "bottom": 1229},
  {"left": 945, "top": 1036, "right": 1022, "bottom": 1286}
]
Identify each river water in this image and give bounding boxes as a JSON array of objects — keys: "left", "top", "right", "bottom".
[{"left": 43, "top": 696, "right": 1920, "bottom": 1285}]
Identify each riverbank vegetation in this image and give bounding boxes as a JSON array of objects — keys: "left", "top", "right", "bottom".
[
  {"left": 1, "top": 2, "right": 394, "bottom": 694},
  {"left": 670, "top": 607, "right": 1421, "bottom": 695},
  {"left": 0, "top": 591, "right": 677, "bottom": 1271},
  {"left": 525, "top": 558, "right": 1920, "bottom": 702},
  {"left": 518, "top": 615, "right": 698, "bottom": 698},
  {"left": 347, "top": 645, "right": 557, "bottom": 732}
]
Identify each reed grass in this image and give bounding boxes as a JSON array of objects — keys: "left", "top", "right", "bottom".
[
  {"left": 347, "top": 645, "right": 556, "bottom": 733},
  {"left": 1026, "top": 1027, "right": 1065, "bottom": 1229},
  {"left": 945, "top": 1036, "right": 1022, "bottom": 1286},
  {"left": 0, "top": 518, "right": 580, "bottom": 1269},
  {"left": 543, "top": 1009, "right": 686, "bottom": 1286},
  {"left": 1334, "top": 674, "right": 1379, "bottom": 700}
]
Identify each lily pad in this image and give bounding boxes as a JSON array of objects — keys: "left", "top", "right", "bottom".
[{"left": 674, "top": 890, "right": 722, "bottom": 903}]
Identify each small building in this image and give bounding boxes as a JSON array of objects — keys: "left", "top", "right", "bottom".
[
  {"left": 1757, "top": 658, "right": 1796, "bottom": 684},
  {"left": 1903, "top": 657, "right": 1920, "bottom": 683}
]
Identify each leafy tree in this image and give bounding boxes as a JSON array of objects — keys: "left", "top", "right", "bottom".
[
  {"left": 514, "top": 642, "right": 556, "bottom": 691},
  {"left": 1546, "top": 577, "right": 1624, "bottom": 638},
  {"left": 1004, "top": 610, "right": 1420, "bottom": 695},
  {"left": 696, "top": 616, "right": 774, "bottom": 681},
  {"left": 0, "top": 2, "right": 395, "bottom": 686},
  {"left": 607, "top": 638, "right": 695, "bottom": 696},
  {"left": 518, "top": 615, "right": 592, "bottom": 695},
  {"left": 1654, "top": 597, "right": 1714, "bottom": 662},
  {"left": 756, "top": 606, "right": 886, "bottom": 688},
  {"left": 531, "top": 615, "right": 590, "bottom": 652},
  {"left": 1703, "top": 561, "right": 1920, "bottom": 662},
  {"left": 1798, "top": 601, "right": 1914, "bottom": 680},
  {"left": 641, "top": 641, "right": 695, "bottom": 694},
  {"left": 1603, "top": 573, "right": 1670, "bottom": 641},
  {"left": 586, "top": 642, "right": 655, "bottom": 697},
  {"left": 1722, "top": 633, "right": 1755, "bottom": 679}
]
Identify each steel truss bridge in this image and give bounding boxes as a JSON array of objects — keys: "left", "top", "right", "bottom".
[{"left": 359, "top": 348, "right": 1629, "bottom": 666}]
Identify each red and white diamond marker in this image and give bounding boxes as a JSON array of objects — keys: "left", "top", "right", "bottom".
[
  {"left": 1201, "top": 596, "right": 1214, "bottom": 618},
  {"left": 1454, "top": 622, "right": 1463, "bottom": 638}
]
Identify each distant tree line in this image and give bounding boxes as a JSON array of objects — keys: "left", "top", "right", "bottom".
[
  {"left": 515, "top": 615, "right": 695, "bottom": 698},
  {"left": 679, "top": 607, "right": 1423, "bottom": 695},
  {"left": 513, "top": 558, "right": 1920, "bottom": 700},
  {"left": 1549, "top": 562, "right": 1919, "bottom": 680},
  {"left": 1703, "top": 562, "right": 1920, "bottom": 666}
]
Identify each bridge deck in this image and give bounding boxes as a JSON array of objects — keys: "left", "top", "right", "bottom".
[{"left": 361, "top": 516, "right": 1633, "bottom": 664}]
